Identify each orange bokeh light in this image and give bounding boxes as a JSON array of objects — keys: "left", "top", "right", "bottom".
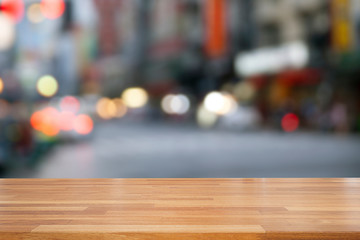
[
  {"left": 40, "top": 107, "right": 60, "bottom": 136},
  {"left": 41, "top": 121, "right": 60, "bottom": 136},
  {"left": 281, "top": 113, "right": 299, "bottom": 132},
  {"left": 30, "top": 107, "right": 60, "bottom": 136},
  {"left": 73, "top": 114, "right": 93, "bottom": 135},
  {"left": 30, "top": 111, "right": 43, "bottom": 130},
  {"left": 40, "top": 0, "right": 65, "bottom": 20}
]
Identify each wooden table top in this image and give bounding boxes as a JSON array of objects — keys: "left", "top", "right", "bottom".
[{"left": 0, "top": 178, "right": 359, "bottom": 240}]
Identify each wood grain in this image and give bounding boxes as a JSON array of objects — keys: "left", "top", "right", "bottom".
[{"left": 0, "top": 178, "right": 359, "bottom": 240}]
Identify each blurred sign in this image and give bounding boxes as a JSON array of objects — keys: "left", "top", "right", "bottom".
[
  {"left": 235, "top": 42, "right": 309, "bottom": 77},
  {"left": 204, "top": 0, "right": 227, "bottom": 58},
  {"left": 94, "top": 0, "right": 121, "bottom": 56},
  {"left": 332, "top": 0, "right": 353, "bottom": 51}
]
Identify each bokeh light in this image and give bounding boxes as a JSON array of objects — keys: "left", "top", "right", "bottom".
[
  {"left": 105, "top": 100, "right": 117, "bottom": 118},
  {"left": 0, "top": 0, "right": 25, "bottom": 22},
  {"left": 27, "top": 3, "right": 44, "bottom": 23},
  {"left": 0, "top": 13, "right": 15, "bottom": 51},
  {"left": 36, "top": 75, "right": 58, "bottom": 97},
  {"left": 0, "top": 78, "right": 4, "bottom": 94},
  {"left": 73, "top": 114, "right": 93, "bottom": 135},
  {"left": 96, "top": 97, "right": 116, "bottom": 120},
  {"left": 204, "top": 92, "right": 225, "bottom": 113},
  {"left": 196, "top": 104, "right": 218, "bottom": 128},
  {"left": 31, "top": 105, "right": 93, "bottom": 136},
  {"left": 204, "top": 91, "right": 237, "bottom": 115},
  {"left": 96, "top": 98, "right": 108, "bottom": 119},
  {"left": 30, "top": 110, "right": 43, "bottom": 131},
  {"left": 40, "top": 107, "right": 60, "bottom": 136},
  {"left": 60, "top": 96, "right": 80, "bottom": 113},
  {"left": 122, "top": 87, "right": 148, "bottom": 108},
  {"left": 216, "top": 93, "right": 238, "bottom": 116},
  {"left": 58, "top": 111, "right": 76, "bottom": 131},
  {"left": 281, "top": 113, "right": 299, "bottom": 132},
  {"left": 161, "top": 94, "right": 190, "bottom": 115},
  {"left": 31, "top": 107, "right": 60, "bottom": 137},
  {"left": 112, "top": 98, "right": 127, "bottom": 118},
  {"left": 161, "top": 94, "right": 174, "bottom": 114},
  {"left": 40, "top": 0, "right": 65, "bottom": 20}
]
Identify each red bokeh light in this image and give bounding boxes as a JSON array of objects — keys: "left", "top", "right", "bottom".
[
  {"left": 281, "top": 113, "right": 299, "bottom": 132},
  {"left": 73, "top": 114, "right": 93, "bottom": 135},
  {"left": 0, "top": 0, "right": 25, "bottom": 22},
  {"left": 60, "top": 96, "right": 80, "bottom": 113},
  {"left": 40, "top": 0, "right": 65, "bottom": 20}
]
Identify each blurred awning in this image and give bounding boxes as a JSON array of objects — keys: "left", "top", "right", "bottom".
[{"left": 277, "top": 69, "right": 322, "bottom": 86}]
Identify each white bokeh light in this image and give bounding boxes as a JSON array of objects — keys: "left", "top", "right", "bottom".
[
  {"left": 196, "top": 104, "right": 218, "bottom": 128},
  {"left": 161, "top": 94, "right": 190, "bottom": 115},
  {"left": 204, "top": 92, "right": 225, "bottom": 113},
  {"left": 0, "top": 14, "right": 15, "bottom": 51},
  {"left": 204, "top": 92, "right": 237, "bottom": 115}
]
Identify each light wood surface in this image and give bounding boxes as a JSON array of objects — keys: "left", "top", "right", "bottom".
[{"left": 0, "top": 178, "right": 359, "bottom": 240}]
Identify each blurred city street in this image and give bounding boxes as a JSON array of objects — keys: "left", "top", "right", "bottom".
[
  {"left": 8, "top": 121, "right": 360, "bottom": 178},
  {"left": 1, "top": 0, "right": 360, "bottom": 178}
]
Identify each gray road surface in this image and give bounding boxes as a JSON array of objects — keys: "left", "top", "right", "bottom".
[{"left": 8, "top": 121, "right": 360, "bottom": 178}]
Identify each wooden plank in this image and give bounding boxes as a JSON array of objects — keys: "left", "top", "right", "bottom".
[{"left": 0, "top": 178, "right": 359, "bottom": 240}]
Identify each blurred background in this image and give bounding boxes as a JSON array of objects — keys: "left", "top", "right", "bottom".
[{"left": 0, "top": 0, "right": 359, "bottom": 178}]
